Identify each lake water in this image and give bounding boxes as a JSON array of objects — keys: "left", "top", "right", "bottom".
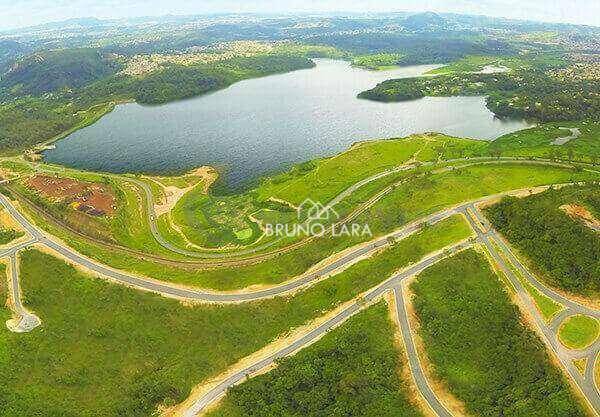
[{"left": 44, "top": 59, "right": 533, "bottom": 189}]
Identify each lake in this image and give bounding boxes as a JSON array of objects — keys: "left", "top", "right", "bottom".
[{"left": 44, "top": 59, "right": 533, "bottom": 189}]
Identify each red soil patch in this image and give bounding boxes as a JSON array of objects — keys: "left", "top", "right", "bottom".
[
  {"left": 27, "top": 174, "right": 117, "bottom": 216},
  {"left": 560, "top": 204, "right": 600, "bottom": 231}
]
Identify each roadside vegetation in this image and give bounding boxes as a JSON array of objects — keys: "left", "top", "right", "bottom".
[
  {"left": 558, "top": 315, "right": 600, "bottom": 350},
  {"left": 411, "top": 249, "right": 586, "bottom": 417},
  {"left": 485, "top": 185, "right": 600, "bottom": 297},
  {"left": 0, "top": 228, "right": 24, "bottom": 245},
  {"left": 205, "top": 302, "right": 424, "bottom": 417},
  {"left": 490, "top": 240, "right": 564, "bottom": 321},
  {"left": 13, "top": 159, "right": 593, "bottom": 292},
  {"left": 0, "top": 214, "right": 468, "bottom": 416}
]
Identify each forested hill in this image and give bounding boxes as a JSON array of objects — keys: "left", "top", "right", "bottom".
[
  {"left": 0, "top": 40, "right": 29, "bottom": 73},
  {"left": 358, "top": 69, "right": 600, "bottom": 122},
  {"left": 0, "top": 48, "right": 122, "bottom": 97}
]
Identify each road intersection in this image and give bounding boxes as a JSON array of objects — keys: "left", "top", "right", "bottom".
[{"left": 0, "top": 177, "right": 598, "bottom": 416}]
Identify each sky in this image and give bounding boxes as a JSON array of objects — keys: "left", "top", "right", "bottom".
[{"left": 1, "top": 0, "right": 599, "bottom": 31}]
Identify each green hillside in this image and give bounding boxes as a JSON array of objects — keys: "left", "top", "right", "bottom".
[{"left": 0, "top": 48, "right": 121, "bottom": 97}]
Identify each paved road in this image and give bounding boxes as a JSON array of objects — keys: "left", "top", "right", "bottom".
[
  {"left": 0, "top": 183, "right": 584, "bottom": 304},
  {"left": 127, "top": 162, "right": 422, "bottom": 258},
  {"left": 394, "top": 286, "right": 452, "bottom": 417},
  {"left": 0, "top": 189, "right": 462, "bottom": 302},
  {"left": 465, "top": 205, "right": 600, "bottom": 416},
  {"left": 5, "top": 251, "right": 41, "bottom": 333},
  {"left": 181, "top": 240, "right": 473, "bottom": 417},
  {"left": 127, "top": 157, "right": 582, "bottom": 259}
]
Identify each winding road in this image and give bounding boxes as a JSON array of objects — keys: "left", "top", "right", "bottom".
[
  {"left": 0, "top": 184, "right": 576, "bottom": 304},
  {"left": 466, "top": 205, "right": 600, "bottom": 416},
  {"left": 131, "top": 156, "right": 579, "bottom": 260},
  {"left": 0, "top": 160, "right": 597, "bottom": 415},
  {"left": 5, "top": 249, "right": 41, "bottom": 333},
  {"left": 394, "top": 285, "right": 452, "bottom": 417},
  {"left": 181, "top": 240, "right": 474, "bottom": 417}
]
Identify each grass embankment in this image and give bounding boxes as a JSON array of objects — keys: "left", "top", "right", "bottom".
[
  {"left": 559, "top": 316, "right": 600, "bottom": 350},
  {"left": 0, "top": 215, "right": 468, "bottom": 416},
  {"left": 205, "top": 302, "right": 424, "bottom": 417},
  {"left": 411, "top": 250, "right": 587, "bottom": 417},
  {"left": 485, "top": 185, "right": 600, "bottom": 297},
  {"left": 353, "top": 164, "right": 597, "bottom": 232},
  {"left": 164, "top": 133, "right": 486, "bottom": 249},
  {"left": 258, "top": 133, "right": 487, "bottom": 206},
  {"left": 489, "top": 240, "right": 563, "bottom": 321},
  {"left": 15, "top": 162, "right": 596, "bottom": 291}
]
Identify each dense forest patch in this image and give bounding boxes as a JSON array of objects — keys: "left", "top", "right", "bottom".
[
  {"left": 485, "top": 185, "right": 600, "bottom": 296},
  {"left": 358, "top": 56, "right": 599, "bottom": 122},
  {"left": 205, "top": 302, "right": 424, "bottom": 417},
  {"left": 411, "top": 249, "right": 586, "bottom": 417}
]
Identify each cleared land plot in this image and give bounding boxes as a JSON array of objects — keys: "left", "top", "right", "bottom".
[
  {"left": 26, "top": 174, "right": 117, "bottom": 216},
  {"left": 411, "top": 250, "right": 586, "bottom": 417}
]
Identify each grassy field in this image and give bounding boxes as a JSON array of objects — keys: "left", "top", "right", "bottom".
[
  {"left": 0, "top": 214, "right": 468, "bottom": 416},
  {"left": 411, "top": 250, "right": 586, "bottom": 417},
  {"left": 490, "top": 121, "right": 600, "bottom": 163},
  {"left": 258, "top": 133, "right": 487, "bottom": 206},
  {"left": 171, "top": 186, "right": 263, "bottom": 248},
  {"left": 485, "top": 185, "right": 600, "bottom": 297},
  {"left": 14, "top": 162, "right": 596, "bottom": 292},
  {"left": 427, "top": 53, "right": 565, "bottom": 75},
  {"left": 354, "top": 163, "right": 597, "bottom": 237},
  {"left": 205, "top": 302, "right": 424, "bottom": 417},
  {"left": 559, "top": 315, "right": 599, "bottom": 350}
]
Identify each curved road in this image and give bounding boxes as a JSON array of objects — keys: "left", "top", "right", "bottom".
[
  {"left": 181, "top": 240, "right": 473, "bottom": 417},
  {"left": 0, "top": 184, "right": 576, "bottom": 304},
  {"left": 20, "top": 156, "right": 594, "bottom": 271},
  {"left": 5, "top": 249, "right": 41, "bottom": 333},
  {"left": 132, "top": 156, "right": 580, "bottom": 259},
  {"left": 466, "top": 205, "right": 600, "bottom": 416},
  {"left": 394, "top": 285, "right": 452, "bottom": 417}
]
